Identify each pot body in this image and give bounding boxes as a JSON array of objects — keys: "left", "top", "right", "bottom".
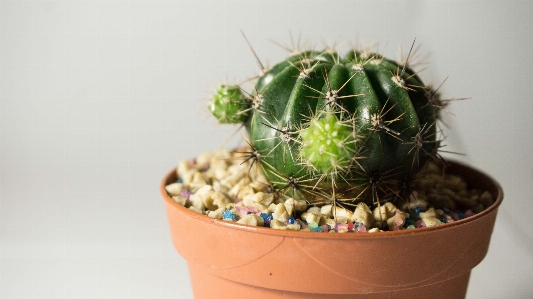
[{"left": 161, "top": 161, "right": 503, "bottom": 299}]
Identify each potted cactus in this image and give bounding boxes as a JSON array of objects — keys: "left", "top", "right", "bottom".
[{"left": 160, "top": 38, "right": 503, "bottom": 299}]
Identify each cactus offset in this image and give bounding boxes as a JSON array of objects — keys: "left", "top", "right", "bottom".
[{"left": 208, "top": 41, "right": 442, "bottom": 207}]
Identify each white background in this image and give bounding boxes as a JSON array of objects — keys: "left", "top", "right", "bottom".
[{"left": 1, "top": 0, "right": 532, "bottom": 298}]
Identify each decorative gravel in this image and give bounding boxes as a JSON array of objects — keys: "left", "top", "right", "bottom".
[{"left": 165, "top": 149, "right": 494, "bottom": 232}]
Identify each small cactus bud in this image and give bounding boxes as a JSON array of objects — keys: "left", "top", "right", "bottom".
[
  {"left": 300, "top": 114, "right": 355, "bottom": 174},
  {"left": 208, "top": 85, "right": 249, "bottom": 124}
]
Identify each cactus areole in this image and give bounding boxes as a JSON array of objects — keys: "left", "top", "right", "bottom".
[{"left": 208, "top": 46, "right": 440, "bottom": 205}]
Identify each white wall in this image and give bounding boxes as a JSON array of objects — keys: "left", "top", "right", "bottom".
[{"left": 1, "top": 1, "right": 532, "bottom": 298}]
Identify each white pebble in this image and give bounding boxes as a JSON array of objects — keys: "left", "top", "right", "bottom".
[
  {"left": 307, "top": 206, "right": 321, "bottom": 214},
  {"left": 272, "top": 203, "right": 290, "bottom": 222},
  {"left": 419, "top": 207, "right": 436, "bottom": 219},
  {"left": 171, "top": 195, "right": 187, "bottom": 206},
  {"left": 189, "top": 194, "right": 206, "bottom": 212},
  {"left": 237, "top": 214, "right": 264, "bottom": 227},
  {"left": 320, "top": 204, "right": 333, "bottom": 216},
  {"left": 386, "top": 213, "right": 406, "bottom": 228},
  {"left": 331, "top": 206, "right": 353, "bottom": 223},
  {"left": 196, "top": 151, "right": 212, "bottom": 167},
  {"left": 419, "top": 207, "right": 442, "bottom": 227},
  {"left": 188, "top": 206, "right": 203, "bottom": 214},
  {"left": 373, "top": 202, "right": 396, "bottom": 223},
  {"left": 214, "top": 168, "right": 229, "bottom": 181},
  {"left": 270, "top": 219, "right": 289, "bottom": 230},
  {"left": 293, "top": 199, "right": 308, "bottom": 211},
  {"left": 261, "top": 193, "right": 275, "bottom": 206},
  {"left": 211, "top": 191, "right": 230, "bottom": 209},
  {"left": 165, "top": 182, "right": 184, "bottom": 196},
  {"left": 180, "top": 169, "right": 196, "bottom": 184},
  {"left": 208, "top": 206, "right": 226, "bottom": 219},
  {"left": 177, "top": 160, "right": 191, "bottom": 176},
  {"left": 302, "top": 212, "right": 321, "bottom": 224},
  {"left": 284, "top": 198, "right": 295, "bottom": 216},
  {"left": 351, "top": 203, "right": 374, "bottom": 228},
  {"left": 189, "top": 172, "right": 207, "bottom": 188}
]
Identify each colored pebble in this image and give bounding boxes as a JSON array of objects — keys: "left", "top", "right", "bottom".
[
  {"left": 414, "top": 207, "right": 421, "bottom": 216},
  {"left": 260, "top": 212, "right": 272, "bottom": 227},
  {"left": 288, "top": 217, "right": 295, "bottom": 224},
  {"left": 336, "top": 223, "right": 348, "bottom": 233},
  {"left": 347, "top": 222, "right": 355, "bottom": 231},
  {"left": 180, "top": 188, "right": 192, "bottom": 200},
  {"left": 222, "top": 209, "right": 235, "bottom": 221},
  {"left": 311, "top": 226, "right": 323, "bottom": 232},
  {"left": 415, "top": 220, "right": 426, "bottom": 228}
]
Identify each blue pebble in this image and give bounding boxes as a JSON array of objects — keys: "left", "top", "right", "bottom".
[
  {"left": 222, "top": 209, "right": 235, "bottom": 221},
  {"left": 458, "top": 212, "right": 465, "bottom": 219},
  {"left": 404, "top": 218, "right": 412, "bottom": 227},
  {"left": 443, "top": 208, "right": 450, "bottom": 214},
  {"left": 288, "top": 217, "right": 295, "bottom": 224},
  {"left": 414, "top": 207, "right": 421, "bottom": 215},
  {"left": 260, "top": 213, "right": 268, "bottom": 220},
  {"left": 177, "top": 178, "right": 183, "bottom": 183},
  {"left": 311, "top": 227, "right": 323, "bottom": 232}
]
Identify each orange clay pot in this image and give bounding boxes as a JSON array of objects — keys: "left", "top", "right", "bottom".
[{"left": 160, "top": 161, "right": 503, "bottom": 299}]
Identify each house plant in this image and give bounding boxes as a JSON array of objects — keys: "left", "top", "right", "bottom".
[{"left": 160, "top": 38, "right": 503, "bottom": 298}]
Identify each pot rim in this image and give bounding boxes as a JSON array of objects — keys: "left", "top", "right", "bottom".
[{"left": 160, "top": 160, "right": 503, "bottom": 239}]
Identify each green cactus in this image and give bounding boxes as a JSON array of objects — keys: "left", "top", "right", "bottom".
[{"left": 208, "top": 42, "right": 442, "bottom": 206}]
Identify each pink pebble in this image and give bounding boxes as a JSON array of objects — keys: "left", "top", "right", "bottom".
[
  {"left": 389, "top": 225, "right": 400, "bottom": 231},
  {"left": 235, "top": 206, "right": 250, "bottom": 218},
  {"left": 357, "top": 225, "right": 367, "bottom": 233},
  {"left": 395, "top": 217, "right": 404, "bottom": 226},
  {"left": 464, "top": 210, "right": 474, "bottom": 218},
  {"left": 416, "top": 220, "right": 426, "bottom": 228},
  {"left": 336, "top": 223, "right": 348, "bottom": 233}
]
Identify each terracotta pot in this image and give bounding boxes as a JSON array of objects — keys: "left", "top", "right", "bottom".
[{"left": 160, "top": 161, "right": 503, "bottom": 299}]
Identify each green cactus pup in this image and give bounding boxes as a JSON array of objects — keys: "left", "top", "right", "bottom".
[
  {"left": 208, "top": 40, "right": 442, "bottom": 208},
  {"left": 208, "top": 85, "right": 249, "bottom": 124}
]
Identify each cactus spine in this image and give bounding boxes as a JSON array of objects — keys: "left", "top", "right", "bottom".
[{"left": 208, "top": 42, "right": 441, "bottom": 206}]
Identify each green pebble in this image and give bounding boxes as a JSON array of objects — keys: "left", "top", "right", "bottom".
[{"left": 308, "top": 221, "right": 319, "bottom": 228}]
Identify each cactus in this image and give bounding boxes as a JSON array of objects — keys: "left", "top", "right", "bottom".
[{"left": 208, "top": 41, "right": 443, "bottom": 207}]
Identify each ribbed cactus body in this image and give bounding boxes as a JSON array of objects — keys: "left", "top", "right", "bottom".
[{"left": 210, "top": 47, "right": 438, "bottom": 203}]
